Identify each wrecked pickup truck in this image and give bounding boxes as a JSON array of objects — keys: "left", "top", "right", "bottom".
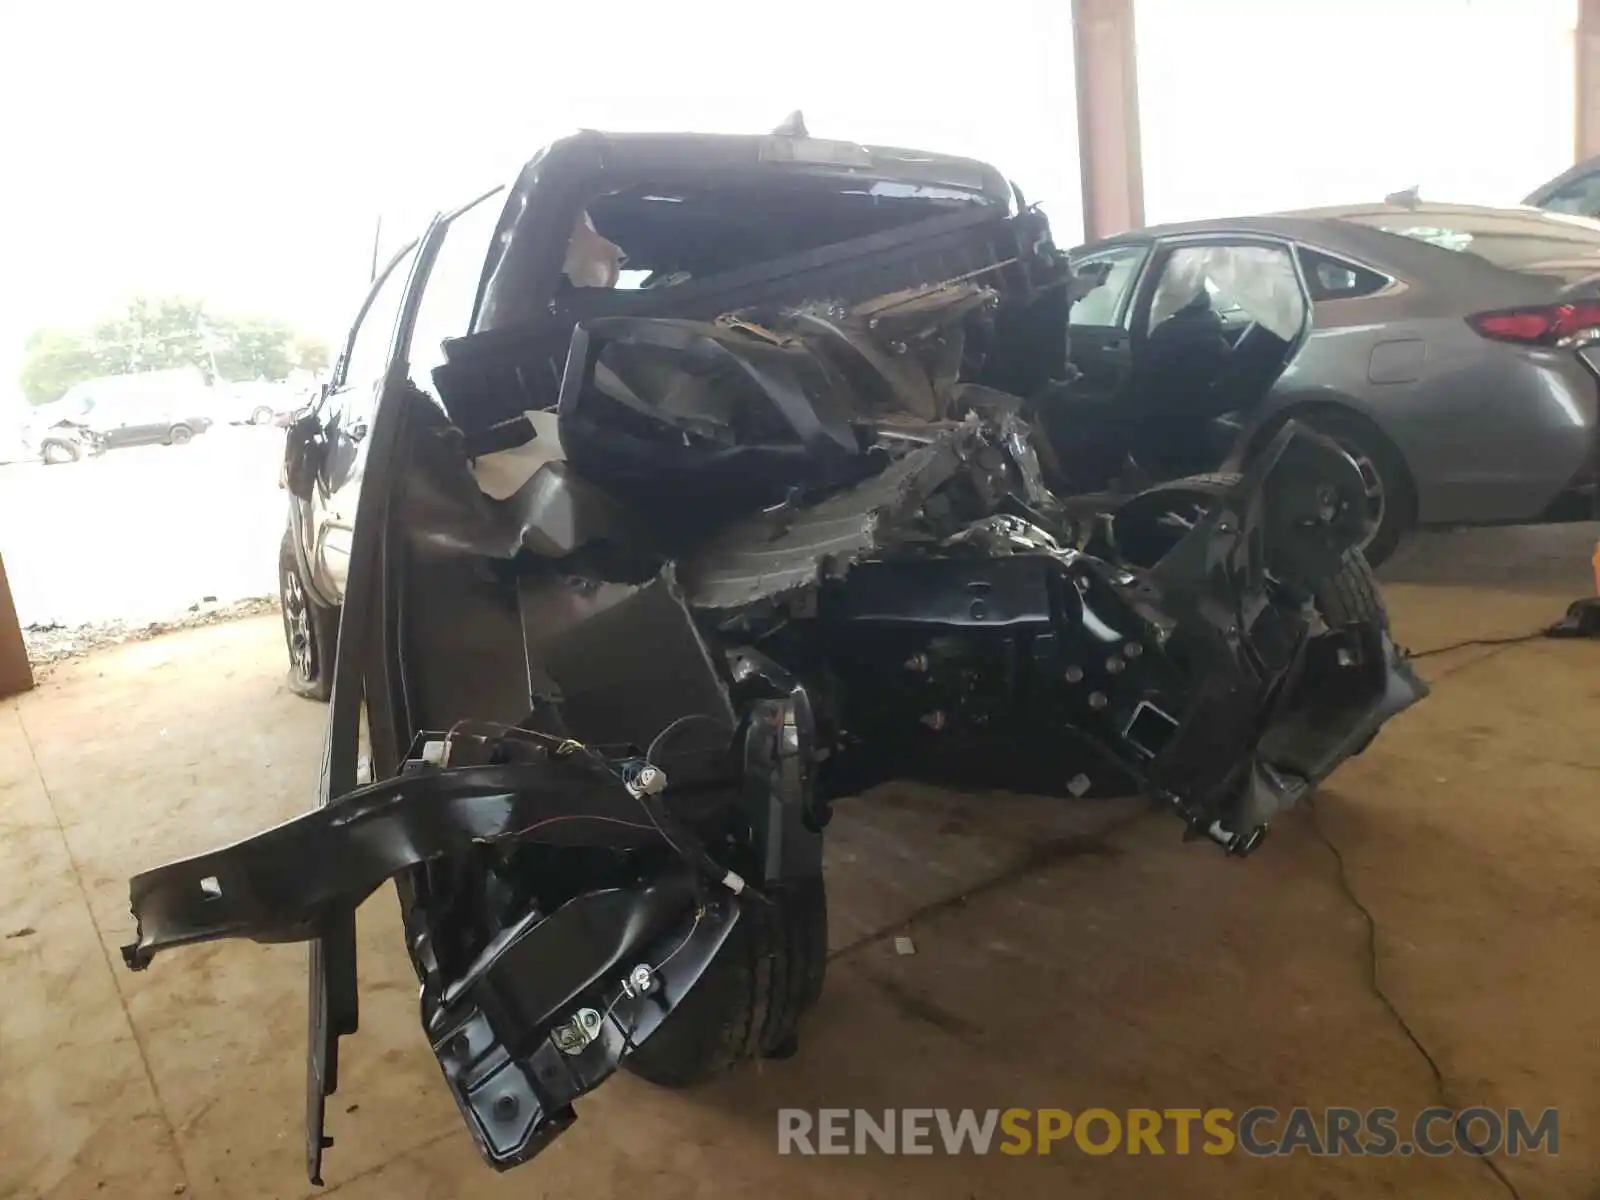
[{"left": 124, "top": 127, "right": 1425, "bottom": 1185}]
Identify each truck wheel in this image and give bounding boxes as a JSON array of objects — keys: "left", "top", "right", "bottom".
[
  {"left": 624, "top": 876, "right": 827, "bottom": 1088},
  {"left": 1113, "top": 474, "right": 1387, "bottom": 634},
  {"left": 1315, "top": 545, "right": 1386, "bottom": 630},
  {"left": 168, "top": 424, "right": 194, "bottom": 446},
  {"left": 280, "top": 530, "right": 338, "bottom": 702},
  {"left": 250, "top": 406, "right": 275, "bottom": 426},
  {"left": 1264, "top": 412, "right": 1413, "bottom": 568},
  {"left": 40, "top": 438, "right": 80, "bottom": 465}
]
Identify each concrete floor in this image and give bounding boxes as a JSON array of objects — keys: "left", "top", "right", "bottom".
[{"left": 2, "top": 565, "right": 1598, "bottom": 1198}]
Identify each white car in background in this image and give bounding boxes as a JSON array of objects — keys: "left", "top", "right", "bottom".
[{"left": 215, "top": 380, "right": 303, "bottom": 426}]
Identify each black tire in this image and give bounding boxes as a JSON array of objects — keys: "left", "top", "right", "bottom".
[
  {"left": 624, "top": 876, "right": 827, "bottom": 1088},
  {"left": 1108, "top": 471, "right": 1238, "bottom": 567},
  {"left": 1310, "top": 547, "right": 1389, "bottom": 761},
  {"left": 40, "top": 438, "right": 80, "bottom": 465},
  {"left": 250, "top": 406, "right": 275, "bottom": 426},
  {"left": 1114, "top": 473, "right": 1387, "bottom": 633},
  {"left": 279, "top": 530, "right": 338, "bottom": 702},
  {"left": 168, "top": 424, "right": 194, "bottom": 446},
  {"left": 1274, "top": 411, "right": 1412, "bottom": 568}
]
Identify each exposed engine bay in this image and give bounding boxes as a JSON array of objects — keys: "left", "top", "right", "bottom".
[{"left": 124, "top": 227, "right": 1425, "bottom": 1183}]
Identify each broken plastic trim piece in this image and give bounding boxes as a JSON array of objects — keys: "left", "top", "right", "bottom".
[
  {"left": 432, "top": 876, "right": 740, "bottom": 1169},
  {"left": 120, "top": 758, "right": 679, "bottom": 970}
]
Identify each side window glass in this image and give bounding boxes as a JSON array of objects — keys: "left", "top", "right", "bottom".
[
  {"left": 341, "top": 244, "right": 418, "bottom": 397},
  {"left": 1297, "top": 247, "right": 1389, "bottom": 302},
  {"left": 1069, "top": 246, "right": 1146, "bottom": 327},
  {"left": 407, "top": 192, "right": 505, "bottom": 404},
  {"left": 1538, "top": 171, "right": 1600, "bottom": 218},
  {"left": 1147, "top": 244, "right": 1306, "bottom": 342}
]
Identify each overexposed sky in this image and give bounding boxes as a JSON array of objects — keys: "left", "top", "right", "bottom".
[
  {"left": 0, "top": 0, "right": 1582, "bottom": 407},
  {"left": 0, "top": 0, "right": 1080, "bottom": 400},
  {"left": 1138, "top": 0, "right": 1577, "bottom": 224}
]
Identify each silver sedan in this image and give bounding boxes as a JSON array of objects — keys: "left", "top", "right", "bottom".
[{"left": 1066, "top": 203, "right": 1600, "bottom": 564}]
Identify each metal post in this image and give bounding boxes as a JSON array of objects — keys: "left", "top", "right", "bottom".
[
  {"left": 1073, "top": 0, "right": 1145, "bottom": 240},
  {"left": 0, "top": 554, "right": 34, "bottom": 699},
  {"left": 1579, "top": 0, "right": 1600, "bottom": 160}
]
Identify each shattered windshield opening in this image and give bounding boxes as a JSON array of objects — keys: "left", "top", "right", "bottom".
[{"left": 574, "top": 173, "right": 1005, "bottom": 292}]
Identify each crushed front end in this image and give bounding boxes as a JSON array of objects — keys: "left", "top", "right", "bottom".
[{"left": 123, "top": 273, "right": 1424, "bottom": 1185}]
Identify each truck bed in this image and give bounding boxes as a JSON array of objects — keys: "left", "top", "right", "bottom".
[{"left": 432, "top": 207, "right": 1061, "bottom": 435}]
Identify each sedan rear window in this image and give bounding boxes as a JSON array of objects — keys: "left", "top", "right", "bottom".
[{"left": 1333, "top": 204, "right": 1600, "bottom": 282}]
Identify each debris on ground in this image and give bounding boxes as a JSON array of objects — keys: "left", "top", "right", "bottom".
[{"left": 23, "top": 595, "right": 279, "bottom": 674}]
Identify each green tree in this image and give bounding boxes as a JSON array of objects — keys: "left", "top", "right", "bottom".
[
  {"left": 17, "top": 297, "right": 325, "bottom": 403},
  {"left": 19, "top": 328, "right": 99, "bottom": 405},
  {"left": 211, "top": 314, "right": 297, "bottom": 381},
  {"left": 90, "top": 297, "right": 212, "bottom": 378},
  {"left": 291, "top": 333, "right": 331, "bottom": 375}
]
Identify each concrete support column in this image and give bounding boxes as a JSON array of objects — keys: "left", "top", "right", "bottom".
[
  {"left": 1579, "top": 0, "right": 1600, "bottom": 159},
  {"left": 1073, "top": 0, "right": 1145, "bottom": 240},
  {"left": 0, "top": 554, "right": 33, "bottom": 699}
]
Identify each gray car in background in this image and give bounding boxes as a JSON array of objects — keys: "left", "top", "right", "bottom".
[
  {"left": 1525, "top": 157, "right": 1600, "bottom": 218},
  {"left": 1067, "top": 203, "right": 1600, "bottom": 564},
  {"left": 31, "top": 368, "right": 216, "bottom": 462}
]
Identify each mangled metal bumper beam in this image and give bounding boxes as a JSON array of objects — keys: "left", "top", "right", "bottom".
[{"left": 123, "top": 736, "right": 747, "bottom": 1172}]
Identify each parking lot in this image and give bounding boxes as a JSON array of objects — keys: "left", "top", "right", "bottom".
[{"left": 0, "top": 426, "right": 287, "bottom": 630}]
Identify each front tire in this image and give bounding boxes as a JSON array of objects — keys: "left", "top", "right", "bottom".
[
  {"left": 250, "top": 406, "right": 274, "bottom": 426},
  {"left": 1111, "top": 473, "right": 1388, "bottom": 635},
  {"left": 624, "top": 876, "right": 827, "bottom": 1088},
  {"left": 1316, "top": 544, "right": 1386, "bottom": 629},
  {"left": 168, "top": 424, "right": 194, "bottom": 446},
  {"left": 280, "top": 530, "right": 338, "bottom": 702},
  {"left": 1276, "top": 412, "right": 1412, "bottom": 568},
  {"left": 40, "top": 438, "right": 80, "bottom": 465}
]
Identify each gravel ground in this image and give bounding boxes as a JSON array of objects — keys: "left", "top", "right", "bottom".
[{"left": 22, "top": 594, "right": 279, "bottom": 674}]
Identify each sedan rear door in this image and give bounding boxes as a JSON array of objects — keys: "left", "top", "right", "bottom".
[
  {"left": 1061, "top": 233, "right": 1311, "bottom": 482},
  {"left": 1065, "top": 240, "right": 1150, "bottom": 403}
]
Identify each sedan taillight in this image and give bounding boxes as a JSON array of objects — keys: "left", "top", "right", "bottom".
[{"left": 1468, "top": 301, "right": 1600, "bottom": 345}]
